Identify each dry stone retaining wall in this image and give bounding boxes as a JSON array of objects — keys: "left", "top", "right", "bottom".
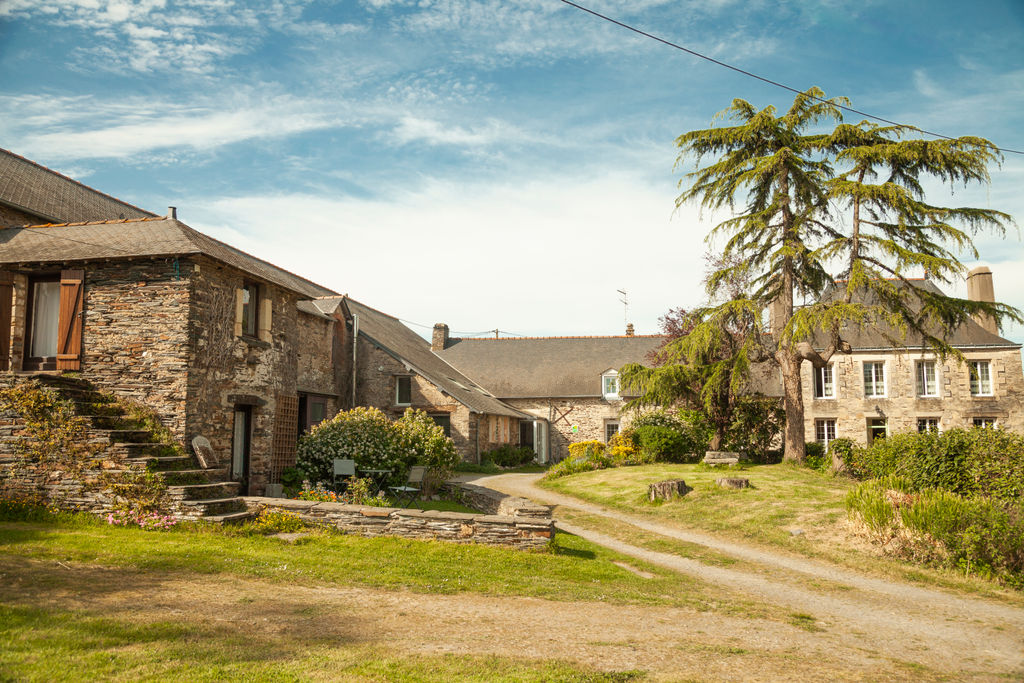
[{"left": 243, "top": 496, "right": 554, "bottom": 549}]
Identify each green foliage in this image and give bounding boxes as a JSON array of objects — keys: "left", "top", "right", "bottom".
[
  {"left": 546, "top": 435, "right": 656, "bottom": 479},
  {"left": 251, "top": 509, "right": 307, "bottom": 534},
  {"left": 839, "top": 428, "right": 1024, "bottom": 503},
  {"left": 113, "top": 397, "right": 186, "bottom": 458},
  {"left": 803, "top": 442, "right": 829, "bottom": 473},
  {"left": 482, "top": 444, "right": 536, "bottom": 468},
  {"left": 632, "top": 425, "right": 691, "bottom": 463},
  {"left": 295, "top": 406, "right": 458, "bottom": 487},
  {"left": 102, "top": 468, "right": 172, "bottom": 516},
  {"left": 723, "top": 397, "right": 785, "bottom": 461},
  {"left": 342, "top": 477, "right": 390, "bottom": 507}
]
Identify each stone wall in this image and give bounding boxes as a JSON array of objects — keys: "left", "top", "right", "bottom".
[
  {"left": 803, "top": 348, "right": 1024, "bottom": 445},
  {"left": 242, "top": 497, "right": 553, "bottom": 549},
  {"left": 7, "top": 261, "right": 191, "bottom": 438},
  {"left": 504, "top": 397, "right": 628, "bottom": 461},
  {"left": 296, "top": 308, "right": 341, "bottom": 400},
  {"left": 0, "top": 204, "right": 45, "bottom": 228},
  {"left": 185, "top": 255, "right": 305, "bottom": 495},
  {"left": 443, "top": 480, "right": 552, "bottom": 519}
]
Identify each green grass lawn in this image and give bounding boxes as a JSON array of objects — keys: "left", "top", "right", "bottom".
[{"left": 540, "top": 462, "right": 1024, "bottom": 601}]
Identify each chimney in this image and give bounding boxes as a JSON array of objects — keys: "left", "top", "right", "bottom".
[
  {"left": 966, "top": 266, "right": 998, "bottom": 334},
  {"left": 768, "top": 296, "right": 786, "bottom": 338},
  {"left": 167, "top": 206, "right": 177, "bottom": 219},
  {"left": 625, "top": 323, "right": 635, "bottom": 336},
  {"left": 432, "top": 323, "right": 449, "bottom": 351}
]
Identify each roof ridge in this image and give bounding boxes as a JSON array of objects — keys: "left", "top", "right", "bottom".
[
  {"left": 20, "top": 216, "right": 166, "bottom": 229},
  {"left": 0, "top": 147, "right": 157, "bottom": 218},
  {"left": 453, "top": 334, "right": 667, "bottom": 341}
]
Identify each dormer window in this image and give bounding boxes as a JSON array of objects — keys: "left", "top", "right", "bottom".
[{"left": 602, "top": 370, "right": 620, "bottom": 400}]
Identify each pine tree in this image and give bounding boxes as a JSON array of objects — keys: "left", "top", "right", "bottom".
[{"left": 675, "top": 88, "right": 1020, "bottom": 462}]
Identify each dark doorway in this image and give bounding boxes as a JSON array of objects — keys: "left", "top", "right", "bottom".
[
  {"left": 867, "top": 418, "right": 887, "bottom": 445},
  {"left": 297, "top": 393, "right": 328, "bottom": 434},
  {"left": 231, "top": 406, "right": 252, "bottom": 494},
  {"left": 519, "top": 420, "right": 535, "bottom": 450}
]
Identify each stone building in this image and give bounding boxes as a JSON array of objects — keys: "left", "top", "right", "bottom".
[
  {"left": 434, "top": 327, "right": 665, "bottom": 462},
  {"left": 308, "top": 296, "right": 530, "bottom": 463},
  {"left": 0, "top": 215, "right": 343, "bottom": 495},
  {"left": 802, "top": 273, "right": 1024, "bottom": 448}
]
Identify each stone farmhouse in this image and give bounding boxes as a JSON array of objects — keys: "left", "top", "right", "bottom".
[
  {"left": 802, "top": 275, "right": 1024, "bottom": 448},
  {"left": 433, "top": 325, "right": 665, "bottom": 462}
]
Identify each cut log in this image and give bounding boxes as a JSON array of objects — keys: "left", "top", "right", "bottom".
[
  {"left": 648, "top": 479, "right": 691, "bottom": 502},
  {"left": 703, "top": 450, "right": 740, "bottom": 465}
]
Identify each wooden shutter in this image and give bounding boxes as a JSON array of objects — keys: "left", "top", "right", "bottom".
[
  {"left": 234, "top": 288, "right": 244, "bottom": 337},
  {"left": 258, "top": 296, "right": 272, "bottom": 343},
  {"left": 0, "top": 271, "right": 12, "bottom": 371},
  {"left": 56, "top": 269, "right": 84, "bottom": 371}
]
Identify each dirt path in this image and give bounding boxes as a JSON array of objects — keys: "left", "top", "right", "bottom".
[{"left": 465, "top": 473, "right": 1024, "bottom": 677}]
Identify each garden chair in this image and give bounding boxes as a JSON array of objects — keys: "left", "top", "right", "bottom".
[
  {"left": 333, "top": 458, "right": 356, "bottom": 493},
  {"left": 389, "top": 466, "right": 426, "bottom": 508}
]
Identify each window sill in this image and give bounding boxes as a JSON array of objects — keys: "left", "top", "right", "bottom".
[{"left": 239, "top": 335, "right": 271, "bottom": 349}]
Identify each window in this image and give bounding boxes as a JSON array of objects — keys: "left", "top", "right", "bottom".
[
  {"left": 605, "top": 420, "right": 620, "bottom": 442},
  {"left": 395, "top": 376, "right": 412, "bottom": 405},
  {"left": 863, "top": 361, "right": 885, "bottom": 398},
  {"left": 431, "top": 414, "right": 452, "bottom": 438},
  {"left": 602, "top": 371, "right": 620, "bottom": 399},
  {"left": 814, "top": 363, "right": 835, "bottom": 398},
  {"left": 867, "top": 418, "right": 887, "bottom": 444},
  {"left": 917, "top": 417, "right": 940, "bottom": 433},
  {"left": 972, "top": 417, "right": 996, "bottom": 429},
  {"left": 241, "top": 283, "right": 259, "bottom": 337},
  {"left": 969, "top": 361, "right": 992, "bottom": 396},
  {"left": 814, "top": 419, "right": 836, "bottom": 449},
  {"left": 915, "top": 361, "right": 938, "bottom": 397}
]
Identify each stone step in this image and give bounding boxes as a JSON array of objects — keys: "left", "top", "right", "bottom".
[
  {"left": 202, "top": 510, "right": 253, "bottom": 524},
  {"left": 127, "top": 454, "right": 195, "bottom": 471},
  {"left": 112, "top": 442, "right": 171, "bottom": 458},
  {"left": 160, "top": 468, "right": 229, "bottom": 485},
  {"left": 71, "top": 400, "right": 125, "bottom": 417},
  {"left": 26, "top": 374, "right": 95, "bottom": 391},
  {"left": 168, "top": 482, "right": 242, "bottom": 501},
  {"left": 90, "top": 428, "right": 153, "bottom": 444},
  {"left": 88, "top": 415, "right": 144, "bottom": 430},
  {"left": 179, "top": 496, "right": 248, "bottom": 516}
]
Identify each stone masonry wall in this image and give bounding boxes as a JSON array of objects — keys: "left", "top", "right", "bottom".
[
  {"left": 296, "top": 309, "right": 340, "bottom": 400},
  {"left": 185, "top": 255, "right": 303, "bottom": 495},
  {"left": 8, "top": 261, "right": 191, "bottom": 438},
  {"left": 242, "top": 496, "right": 554, "bottom": 549},
  {"left": 355, "top": 338, "right": 479, "bottom": 460},
  {"left": 504, "top": 397, "right": 629, "bottom": 462},
  {"left": 803, "top": 348, "right": 1024, "bottom": 445},
  {"left": 0, "top": 204, "right": 45, "bottom": 228}
]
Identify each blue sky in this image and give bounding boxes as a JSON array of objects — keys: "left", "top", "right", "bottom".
[{"left": 1, "top": 0, "right": 1022, "bottom": 341}]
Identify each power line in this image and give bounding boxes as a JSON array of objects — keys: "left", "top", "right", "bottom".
[{"left": 557, "top": 0, "right": 1024, "bottom": 156}]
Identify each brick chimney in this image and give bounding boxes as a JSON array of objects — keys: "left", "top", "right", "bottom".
[
  {"left": 432, "top": 323, "right": 449, "bottom": 351},
  {"left": 966, "top": 266, "right": 998, "bottom": 335},
  {"left": 625, "top": 323, "right": 634, "bottom": 336}
]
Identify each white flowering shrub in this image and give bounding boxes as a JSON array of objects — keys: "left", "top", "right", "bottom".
[{"left": 296, "top": 406, "right": 457, "bottom": 487}]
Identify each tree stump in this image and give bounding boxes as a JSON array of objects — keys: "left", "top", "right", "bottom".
[
  {"left": 716, "top": 477, "right": 750, "bottom": 489},
  {"left": 648, "top": 479, "right": 691, "bottom": 502}
]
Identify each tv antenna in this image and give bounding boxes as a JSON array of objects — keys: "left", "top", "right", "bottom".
[{"left": 616, "top": 289, "right": 629, "bottom": 326}]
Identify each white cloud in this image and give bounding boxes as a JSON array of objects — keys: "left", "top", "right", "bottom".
[{"left": 185, "top": 171, "right": 709, "bottom": 337}]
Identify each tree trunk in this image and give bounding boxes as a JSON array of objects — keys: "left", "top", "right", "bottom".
[
  {"left": 777, "top": 351, "right": 806, "bottom": 463},
  {"left": 709, "top": 430, "right": 724, "bottom": 451}
]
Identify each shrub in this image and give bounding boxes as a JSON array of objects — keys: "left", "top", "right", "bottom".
[
  {"left": 251, "top": 509, "right": 306, "bottom": 534},
  {"left": 629, "top": 410, "right": 709, "bottom": 462},
  {"left": 845, "top": 476, "right": 912, "bottom": 535},
  {"left": 803, "top": 441, "right": 829, "bottom": 473},
  {"left": 546, "top": 434, "right": 655, "bottom": 479},
  {"left": 724, "top": 396, "right": 785, "bottom": 462},
  {"left": 295, "top": 407, "right": 457, "bottom": 487},
  {"left": 633, "top": 425, "right": 692, "bottom": 463},
  {"left": 482, "top": 444, "right": 536, "bottom": 468}
]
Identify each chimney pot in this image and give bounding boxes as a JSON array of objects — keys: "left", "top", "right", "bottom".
[
  {"left": 167, "top": 206, "right": 177, "bottom": 219},
  {"left": 432, "top": 323, "right": 450, "bottom": 351},
  {"left": 625, "top": 323, "right": 635, "bottom": 336}
]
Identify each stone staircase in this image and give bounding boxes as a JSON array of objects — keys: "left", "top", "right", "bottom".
[{"left": 22, "top": 374, "right": 251, "bottom": 523}]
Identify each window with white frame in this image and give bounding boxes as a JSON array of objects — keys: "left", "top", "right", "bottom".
[
  {"left": 969, "top": 361, "right": 992, "bottom": 396},
  {"left": 863, "top": 361, "right": 886, "bottom": 398},
  {"left": 395, "top": 376, "right": 412, "bottom": 405},
  {"left": 972, "top": 416, "right": 996, "bottom": 429},
  {"left": 814, "top": 363, "right": 835, "bottom": 398},
  {"left": 601, "top": 370, "right": 620, "bottom": 399},
  {"left": 814, "top": 419, "right": 836, "bottom": 449},
  {"left": 916, "top": 360, "right": 938, "bottom": 397},
  {"left": 917, "top": 417, "right": 940, "bottom": 433}
]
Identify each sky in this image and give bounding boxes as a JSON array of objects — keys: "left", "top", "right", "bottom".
[{"left": 1, "top": 0, "right": 1022, "bottom": 342}]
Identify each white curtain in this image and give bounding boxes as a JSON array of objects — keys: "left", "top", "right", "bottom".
[{"left": 30, "top": 281, "right": 60, "bottom": 358}]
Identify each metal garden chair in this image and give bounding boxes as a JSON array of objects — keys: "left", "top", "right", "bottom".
[
  {"left": 389, "top": 465, "right": 427, "bottom": 508},
  {"left": 333, "top": 458, "right": 356, "bottom": 493}
]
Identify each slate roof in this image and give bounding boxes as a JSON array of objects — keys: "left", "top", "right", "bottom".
[
  {"left": 340, "top": 297, "right": 527, "bottom": 418},
  {"left": 436, "top": 335, "right": 667, "bottom": 399},
  {"left": 0, "top": 217, "right": 337, "bottom": 299},
  {"left": 814, "top": 279, "right": 1020, "bottom": 350},
  {"left": 0, "top": 147, "right": 155, "bottom": 224}
]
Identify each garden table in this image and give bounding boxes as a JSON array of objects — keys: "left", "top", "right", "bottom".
[{"left": 358, "top": 468, "right": 392, "bottom": 496}]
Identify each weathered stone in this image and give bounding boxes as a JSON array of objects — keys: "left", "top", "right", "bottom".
[
  {"left": 703, "top": 450, "right": 740, "bottom": 465},
  {"left": 716, "top": 477, "right": 751, "bottom": 489},
  {"left": 647, "top": 479, "right": 691, "bottom": 501}
]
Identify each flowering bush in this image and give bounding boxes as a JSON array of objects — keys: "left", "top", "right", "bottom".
[
  {"left": 251, "top": 509, "right": 306, "bottom": 534},
  {"left": 106, "top": 510, "right": 178, "bottom": 531},
  {"left": 547, "top": 434, "right": 655, "bottom": 479},
  {"left": 296, "top": 407, "right": 457, "bottom": 487}
]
